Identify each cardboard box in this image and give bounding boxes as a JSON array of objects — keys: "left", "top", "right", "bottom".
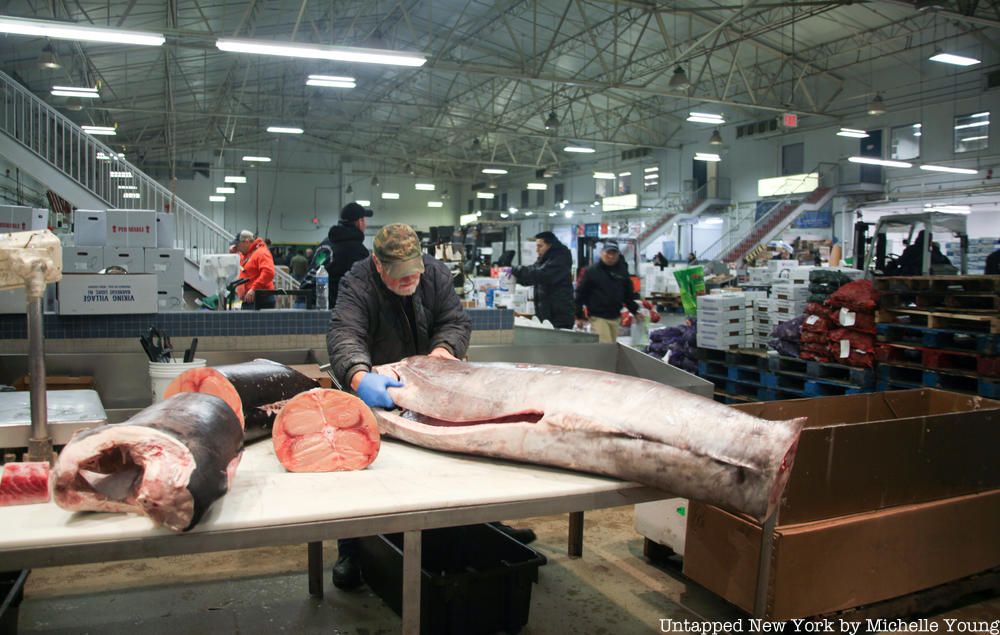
[
  {"left": 697, "top": 332, "right": 745, "bottom": 350},
  {"left": 157, "top": 288, "right": 184, "bottom": 311},
  {"left": 61, "top": 247, "right": 104, "bottom": 273},
  {"left": 0, "top": 205, "right": 47, "bottom": 232},
  {"left": 788, "top": 266, "right": 817, "bottom": 286},
  {"left": 103, "top": 247, "right": 145, "bottom": 273},
  {"left": 73, "top": 210, "right": 107, "bottom": 246},
  {"left": 58, "top": 273, "right": 158, "bottom": 315},
  {"left": 144, "top": 248, "right": 184, "bottom": 288},
  {"left": 698, "top": 294, "right": 745, "bottom": 314},
  {"left": 155, "top": 213, "right": 175, "bottom": 248},
  {"left": 106, "top": 209, "right": 156, "bottom": 248},
  {"left": 683, "top": 389, "right": 1000, "bottom": 618},
  {"left": 770, "top": 283, "right": 810, "bottom": 303}
]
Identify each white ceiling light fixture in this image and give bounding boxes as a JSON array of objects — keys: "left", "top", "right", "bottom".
[
  {"left": 122, "top": 192, "right": 140, "bottom": 199},
  {"left": 694, "top": 152, "right": 721, "bottom": 162},
  {"left": 356, "top": 199, "right": 371, "bottom": 206},
  {"left": 867, "top": 93, "right": 887, "bottom": 116},
  {"left": 209, "top": 195, "right": 226, "bottom": 202},
  {"left": 563, "top": 145, "right": 595, "bottom": 153},
  {"left": 482, "top": 168, "right": 508, "bottom": 175},
  {"left": 216, "top": 186, "right": 236, "bottom": 194},
  {"left": 687, "top": 112, "right": 725, "bottom": 124},
  {"left": 224, "top": 175, "right": 247, "bottom": 184},
  {"left": 929, "top": 52, "right": 981, "bottom": 66},
  {"left": 51, "top": 85, "right": 99, "bottom": 98},
  {"left": 267, "top": 126, "right": 303, "bottom": 134},
  {"left": 96, "top": 152, "right": 111, "bottom": 160},
  {"left": 476, "top": 192, "right": 495, "bottom": 199},
  {"left": 618, "top": 171, "right": 632, "bottom": 177},
  {"left": 38, "top": 44, "right": 60, "bottom": 69},
  {"left": 216, "top": 38, "right": 426, "bottom": 67},
  {"left": 306, "top": 74, "right": 356, "bottom": 88},
  {"left": 708, "top": 130, "right": 723, "bottom": 145},
  {"left": 848, "top": 156, "right": 912, "bottom": 168},
  {"left": 381, "top": 192, "right": 400, "bottom": 200},
  {"left": 564, "top": 210, "right": 574, "bottom": 218},
  {"left": 109, "top": 171, "right": 132, "bottom": 178},
  {"left": 81, "top": 125, "right": 115, "bottom": 136},
  {"left": 0, "top": 16, "right": 165, "bottom": 46},
  {"left": 593, "top": 172, "right": 616, "bottom": 179},
  {"left": 524, "top": 211, "right": 534, "bottom": 216},
  {"left": 924, "top": 204, "right": 971, "bottom": 214},
  {"left": 837, "top": 128, "right": 869, "bottom": 138},
  {"left": 117, "top": 185, "right": 137, "bottom": 190},
  {"left": 415, "top": 183, "right": 435, "bottom": 191},
  {"left": 500, "top": 213, "right": 510, "bottom": 219},
  {"left": 242, "top": 155, "right": 271, "bottom": 162},
  {"left": 644, "top": 166, "right": 659, "bottom": 172},
  {"left": 548, "top": 212, "right": 558, "bottom": 217},
  {"left": 702, "top": 217, "right": 724, "bottom": 225},
  {"left": 427, "top": 201, "right": 443, "bottom": 207},
  {"left": 920, "top": 164, "right": 979, "bottom": 175},
  {"left": 526, "top": 183, "right": 547, "bottom": 190}
]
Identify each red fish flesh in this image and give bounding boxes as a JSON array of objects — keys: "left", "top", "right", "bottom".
[
  {"left": 373, "top": 357, "right": 805, "bottom": 521},
  {"left": 272, "top": 389, "right": 380, "bottom": 472},
  {"left": 52, "top": 393, "right": 243, "bottom": 532},
  {"left": 0, "top": 462, "right": 50, "bottom": 506},
  {"left": 164, "top": 359, "right": 318, "bottom": 442}
]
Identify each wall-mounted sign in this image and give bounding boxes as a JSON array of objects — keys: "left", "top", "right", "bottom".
[{"left": 601, "top": 193, "right": 638, "bottom": 212}]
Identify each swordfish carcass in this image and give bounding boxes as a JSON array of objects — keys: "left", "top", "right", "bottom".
[{"left": 373, "top": 357, "right": 805, "bottom": 521}]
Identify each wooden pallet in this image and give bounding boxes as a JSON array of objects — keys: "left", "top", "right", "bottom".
[
  {"left": 876, "top": 343, "right": 1000, "bottom": 377},
  {"left": 876, "top": 323, "right": 1000, "bottom": 355},
  {"left": 877, "top": 308, "right": 1000, "bottom": 334},
  {"left": 874, "top": 275, "right": 1000, "bottom": 294}
]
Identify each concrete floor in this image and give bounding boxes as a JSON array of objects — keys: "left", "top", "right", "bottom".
[{"left": 14, "top": 506, "right": 1000, "bottom": 634}]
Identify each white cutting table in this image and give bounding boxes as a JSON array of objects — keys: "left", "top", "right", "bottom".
[{"left": 0, "top": 439, "right": 669, "bottom": 634}]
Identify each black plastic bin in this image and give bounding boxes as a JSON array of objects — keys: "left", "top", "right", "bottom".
[{"left": 358, "top": 524, "right": 547, "bottom": 635}]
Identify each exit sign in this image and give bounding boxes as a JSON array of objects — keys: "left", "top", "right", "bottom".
[{"left": 783, "top": 113, "right": 799, "bottom": 128}]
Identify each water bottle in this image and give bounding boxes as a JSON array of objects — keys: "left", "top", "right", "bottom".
[{"left": 315, "top": 268, "right": 329, "bottom": 309}]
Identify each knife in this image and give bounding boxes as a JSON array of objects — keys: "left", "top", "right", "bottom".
[{"left": 183, "top": 338, "right": 199, "bottom": 363}]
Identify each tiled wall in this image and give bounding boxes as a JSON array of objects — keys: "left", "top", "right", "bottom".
[{"left": 0, "top": 308, "right": 513, "bottom": 340}]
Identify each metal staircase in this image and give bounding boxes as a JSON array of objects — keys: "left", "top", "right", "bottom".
[
  {"left": 638, "top": 178, "right": 730, "bottom": 252},
  {"left": 0, "top": 70, "right": 297, "bottom": 295},
  {"left": 719, "top": 186, "right": 835, "bottom": 265}
]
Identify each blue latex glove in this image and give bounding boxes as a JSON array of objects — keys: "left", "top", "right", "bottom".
[{"left": 356, "top": 373, "right": 404, "bottom": 409}]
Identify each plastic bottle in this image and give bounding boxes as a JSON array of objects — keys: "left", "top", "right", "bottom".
[{"left": 315, "top": 267, "right": 329, "bottom": 309}]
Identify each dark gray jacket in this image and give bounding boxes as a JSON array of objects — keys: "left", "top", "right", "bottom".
[
  {"left": 513, "top": 241, "right": 575, "bottom": 329},
  {"left": 327, "top": 254, "right": 472, "bottom": 388}
]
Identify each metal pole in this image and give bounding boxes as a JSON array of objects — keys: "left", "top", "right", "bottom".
[{"left": 26, "top": 296, "right": 51, "bottom": 463}]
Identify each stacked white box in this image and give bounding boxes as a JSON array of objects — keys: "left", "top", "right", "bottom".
[
  {"left": 157, "top": 290, "right": 185, "bottom": 311},
  {"left": 0, "top": 205, "right": 47, "bottom": 232},
  {"left": 789, "top": 266, "right": 817, "bottom": 286},
  {"left": 771, "top": 283, "right": 810, "bottom": 303},
  {"left": 106, "top": 209, "right": 157, "bottom": 247},
  {"left": 698, "top": 293, "right": 747, "bottom": 350},
  {"left": 62, "top": 247, "right": 104, "bottom": 273},
  {"left": 145, "top": 248, "right": 184, "bottom": 310},
  {"left": 155, "top": 213, "right": 176, "bottom": 248},
  {"left": 73, "top": 210, "right": 108, "bottom": 246},
  {"left": 767, "top": 259, "right": 798, "bottom": 282},
  {"left": 104, "top": 247, "right": 145, "bottom": 273},
  {"left": 748, "top": 267, "right": 770, "bottom": 285},
  {"left": 772, "top": 299, "right": 807, "bottom": 320}
]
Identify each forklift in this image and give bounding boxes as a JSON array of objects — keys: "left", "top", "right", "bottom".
[{"left": 856, "top": 211, "right": 968, "bottom": 277}]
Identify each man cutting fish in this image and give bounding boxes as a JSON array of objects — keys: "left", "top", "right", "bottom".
[{"left": 327, "top": 223, "right": 535, "bottom": 590}]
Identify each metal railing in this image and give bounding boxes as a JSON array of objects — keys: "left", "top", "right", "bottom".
[
  {"left": 0, "top": 171, "right": 47, "bottom": 207},
  {"left": 681, "top": 177, "right": 731, "bottom": 206},
  {"left": 0, "top": 70, "right": 297, "bottom": 291}
]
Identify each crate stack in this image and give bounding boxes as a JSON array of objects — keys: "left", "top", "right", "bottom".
[
  {"left": 696, "top": 293, "right": 747, "bottom": 351},
  {"left": 752, "top": 298, "right": 774, "bottom": 349},
  {"left": 741, "top": 289, "right": 769, "bottom": 349},
  {"left": 874, "top": 275, "right": 1000, "bottom": 398},
  {"left": 943, "top": 237, "right": 997, "bottom": 275}
]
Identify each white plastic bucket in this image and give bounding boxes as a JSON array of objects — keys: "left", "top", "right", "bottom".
[{"left": 149, "top": 358, "right": 206, "bottom": 403}]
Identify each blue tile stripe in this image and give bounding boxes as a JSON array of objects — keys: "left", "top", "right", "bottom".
[{"left": 0, "top": 308, "right": 512, "bottom": 339}]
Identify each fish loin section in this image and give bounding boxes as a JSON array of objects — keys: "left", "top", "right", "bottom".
[
  {"left": 165, "top": 359, "right": 318, "bottom": 442},
  {"left": 273, "top": 389, "right": 380, "bottom": 472},
  {"left": 377, "top": 356, "right": 805, "bottom": 521},
  {"left": 0, "top": 462, "right": 51, "bottom": 506},
  {"left": 52, "top": 393, "right": 244, "bottom": 532}
]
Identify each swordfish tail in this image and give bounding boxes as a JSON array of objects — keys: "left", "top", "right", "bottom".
[
  {"left": 51, "top": 392, "right": 244, "bottom": 532},
  {"left": 373, "top": 356, "right": 806, "bottom": 521}
]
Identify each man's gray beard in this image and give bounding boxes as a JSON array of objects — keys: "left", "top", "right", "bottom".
[{"left": 394, "top": 285, "right": 418, "bottom": 296}]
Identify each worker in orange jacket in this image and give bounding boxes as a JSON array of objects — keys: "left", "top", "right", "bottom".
[{"left": 234, "top": 229, "right": 276, "bottom": 310}]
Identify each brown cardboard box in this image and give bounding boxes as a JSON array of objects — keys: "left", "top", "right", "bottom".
[
  {"left": 683, "top": 389, "right": 1000, "bottom": 618},
  {"left": 289, "top": 364, "right": 333, "bottom": 389},
  {"left": 684, "top": 491, "right": 1000, "bottom": 619}
]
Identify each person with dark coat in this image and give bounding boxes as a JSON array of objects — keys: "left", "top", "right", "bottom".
[
  {"left": 574, "top": 240, "right": 640, "bottom": 343},
  {"left": 986, "top": 249, "right": 1000, "bottom": 275},
  {"left": 512, "top": 231, "right": 575, "bottom": 328},
  {"left": 326, "top": 202, "right": 373, "bottom": 309}
]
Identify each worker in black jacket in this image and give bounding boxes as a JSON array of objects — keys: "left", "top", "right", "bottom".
[
  {"left": 326, "top": 223, "right": 533, "bottom": 590},
  {"left": 326, "top": 202, "right": 373, "bottom": 309},
  {"left": 575, "top": 240, "right": 640, "bottom": 343},
  {"left": 512, "top": 231, "right": 575, "bottom": 328}
]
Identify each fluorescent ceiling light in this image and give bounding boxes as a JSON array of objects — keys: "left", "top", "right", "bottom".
[
  {"left": 476, "top": 192, "right": 495, "bottom": 199},
  {"left": 687, "top": 112, "right": 725, "bottom": 124},
  {"left": 427, "top": 201, "right": 443, "bottom": 207},
  {"left": 381, "top": 192, "right": 400, "bottom": 199},
  {"left": 924, "top": 205, "right": 971, "bottom": 214},
  {"left": 209, "top": 195, "right": 226, "bottom": 202},
  {"left": 564, "top": 211, "right": 574, "bottom": 218},
  {"left": 971, "top": 112, "right": 989, "bottom": 118},
  {"left": 96, "top": 152, "right": 111, "bottom": 160},
  {"left": 549, "top": 212, "right": 558, "bottom": 217},
  {"left": 929, "top": 52, "right": 980, "bottom": 66},
  {"left": 216, "top": 186, "right": 236, "bottom": 194},
  {"left": 644, "top": 174, "right": 659, "bottom": 180},
  {"left": 920, "top": 165, "right": 979, "bottom": 175},
  {"left": 306, "top": 74, "right": 356, "bottom": 88},
  {"left": 415, "top": 183, "right": 435, "bottom": 191},
  {"left": 643, "top": 167, "right": 659, "bottom": 172},
  {"left": 216, "top": 38, "right": 426, "bottom": 67},
  {"left": 122, "top": 192, "right": 140, "bottom": 199},
  {"left": 837, "top": 128, "right": 869, "bottom": 138},
  {"left": 109, "top": 171, "right": 132, "bottom": 178},
  {"left": 356, "top": 199, "right": 371, "bottom": 206},
  {"left": 524, "top": 211, "right": 534, "bottom": 216},
  {"left": 224, "top": 175, "right": 247, "bottom": 184},
  {"left": 954, "top": 121, "right": 989, "bottom": 130},
  {"left": 564, "top": 145, "right": 595, "bottom": 153},
  {"left": 51, "top": 86, "right": 99, "bottom": 98},
  {"left": 618, "top": 171, "right": 632, "bottom": 177},
  {"left": 117, "top": 185, "right": 137, "bottom": 190},
  {"left": 242, "top": 155, "right": 271, "bottom": 162},
  {"left": 0, "top": 16, "right": 165, "bottom": 46},
  {"left": 694, "top": 153, "right": 721, "bottom": 162},
  {"left": 500, "top": 213, "right": 510, "bottom": 219},
  {"left": 267, "top": 126, "right": 303, "bottom": 134},
  {"left": 848, "top": 156, "right": 911, "bottom": 168},
  {"left": 961, "top": 136, "right": 988, "bottom": 142},
  {"left": 702, "top": 217, "right": 724, "bottom": 225},
  {"left": 526, "top": 183, "right": 547, "bottom": 190},
  {"left": 482, "top": 168, "right": 508, "bottom": 175},
  {"left": 508, "top": 207, "right": 518, "bottom": 213},
  {"left": 81, "top": 125, "right": 115, "bottom": 136},
  {"left": 593, "top": 172, "right": 616, "bottom": 179}
]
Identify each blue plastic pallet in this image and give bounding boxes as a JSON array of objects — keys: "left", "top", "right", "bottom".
[{"left": 876, "top": 323, "right": 1000, "bottom": 355}]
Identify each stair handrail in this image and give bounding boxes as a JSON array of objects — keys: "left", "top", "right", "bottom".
[{"left": 0, "top": 70, "right": 298, "bottom": 291}]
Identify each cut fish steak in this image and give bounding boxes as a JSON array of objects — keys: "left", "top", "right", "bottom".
[
  {"left": 165, "top": 359, "right": 318, "bottom": 442},
  {"left": 374, "top": 356, "right": 805, "bottom": 521},
  {"left": 272, "top": 388, "right": 380, "bottom": 472},
  {"left": 52, "top": 392, "right": 243, "bottom": 532},
  {"left": 0, "top": 462, "right": 51, "bottom": 506}
]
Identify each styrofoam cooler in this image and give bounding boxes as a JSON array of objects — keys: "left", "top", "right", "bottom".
[
  {"left": 62, "top": 246, "right": 104, "bottom": 273},
  {"left": 73, "top": 210, "right": 108, "bottom": 246},
  {"left": 104, "top": 247, "right": 145, "bottom": 273},
  {"left": 634, "top": 499, "right": 689, "bottom": 556},
  {"left": 155, "top": 213, "right": 176, "bottom": 248},
  {"left": 144, "top": 248, "right": 184, "bottom": 289},
  {"left": 106, "top": 209, "right": 157, "bottom": 248}
]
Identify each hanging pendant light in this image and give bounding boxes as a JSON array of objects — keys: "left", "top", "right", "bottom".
[
  {"left": 668, "top": 66, "right": 690, "bottom": 90},
  {"left": 867, "top": 93, "right": 886, "bottom": 116},
  {"left": 38, "top": 43, "right": 60, "bottom": 69},
  {"left": 371, "top": 174, "right": 380, "bottom": 188},
  {"left": 346, "top": 183, "right": 353, "bottom": 194},
  {"left": 544, "top": 111, "right": 560, "bottom": 130},
  {"left": 65, "top": 96, "right": 83, "bottom": 111},
  {"left": 709, "top": 129, "right": 723, "bottom": 145}
]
